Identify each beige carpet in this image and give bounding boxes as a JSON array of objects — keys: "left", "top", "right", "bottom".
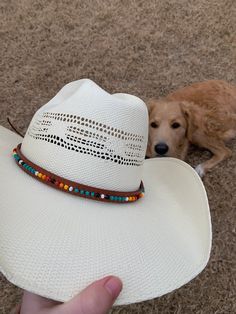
[{"left": 0, "top": 0, "right": 236, "bottom": 313}]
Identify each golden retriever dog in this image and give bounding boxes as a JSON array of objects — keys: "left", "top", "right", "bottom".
[{"left": 146, "top": 80, "right": 236, "bottom": 176}]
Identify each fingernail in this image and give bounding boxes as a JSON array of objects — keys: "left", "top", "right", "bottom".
[{"left": 104, "top": 276, "right": 122, "bottom": 299}]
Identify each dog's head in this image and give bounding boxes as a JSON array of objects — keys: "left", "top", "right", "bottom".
[{"left": 146, "top": 99, "right": 195, "bottom": 159}]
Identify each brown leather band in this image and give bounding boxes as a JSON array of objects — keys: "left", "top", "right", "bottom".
[{"left": 13, "top": 144, "right": 144, "bottom": 204}]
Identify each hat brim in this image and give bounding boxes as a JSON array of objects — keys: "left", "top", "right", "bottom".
[{"left": 0, "top": 126, "right": 211, "bottom": 305}]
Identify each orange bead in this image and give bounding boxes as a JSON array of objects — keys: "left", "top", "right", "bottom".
[
  {"left": 42, "top": 174, "right": 46, "bottom": 180},
  {"left": 59, "top": 183, "right": 64, "bottom": 188}
]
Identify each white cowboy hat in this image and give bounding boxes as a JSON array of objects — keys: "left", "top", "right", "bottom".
[{"left": 0, "top": 79, "right": 211, "bottom": 305}]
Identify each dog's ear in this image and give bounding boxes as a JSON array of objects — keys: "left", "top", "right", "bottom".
[
  {"left": 146, "top": 99, "right": 157, "bottom": 116},
  {"left": 180, "top": 101, "right": 199, "bottom": 140}
]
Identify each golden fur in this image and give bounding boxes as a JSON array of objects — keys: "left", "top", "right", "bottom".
[{"left": 146, "top": 80, "right": 236, "bottom": 176}]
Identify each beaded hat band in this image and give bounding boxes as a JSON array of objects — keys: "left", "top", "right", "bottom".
[{"left": 13, "top": 144, "right": 145, "bottom": 203}]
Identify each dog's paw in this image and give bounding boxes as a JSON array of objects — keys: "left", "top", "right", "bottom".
[{"left": 195, "top": 164, "right": 205, "bottom": 177}]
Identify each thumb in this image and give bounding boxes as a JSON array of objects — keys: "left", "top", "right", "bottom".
[{"left": 60, "top": 276, "right": 123, "bottom": 314}]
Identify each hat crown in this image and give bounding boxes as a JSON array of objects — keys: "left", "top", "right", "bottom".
[{"left": 21, "top": 79, "right": 148, "bottom": 191}]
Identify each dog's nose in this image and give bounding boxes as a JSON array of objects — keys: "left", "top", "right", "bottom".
[{"left": 154, "top": 143, "right": 169, "bottom": 155}]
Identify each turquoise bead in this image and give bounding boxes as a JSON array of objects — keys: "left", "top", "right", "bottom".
[
  {"left": 74, "top": 188, "right": 79, "bottom": 193},
  {"left": 91, "top": 192, "right": 95, "bottom": 197},
  {"left": 80, "top": 190, "right": 84, "bottom": 194},
  {"left": 85, "top": 191, "right": 90, "bottom": 196}
]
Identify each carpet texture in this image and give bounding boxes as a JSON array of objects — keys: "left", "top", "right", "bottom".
[{"left": 0, "top": 0, "right": 236, "bottom": 313}]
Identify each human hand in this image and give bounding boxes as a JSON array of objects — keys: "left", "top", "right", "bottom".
[{"left": 14, "top": 276, "right": 122, "bottom": 314}]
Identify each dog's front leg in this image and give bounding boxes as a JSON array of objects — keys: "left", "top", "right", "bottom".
[{"left": 195, "top": 141, "right": 232, "bottom": 177}]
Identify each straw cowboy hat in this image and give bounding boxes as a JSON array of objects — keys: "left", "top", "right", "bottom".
[{"left": 0, "top": 79, "right": 211, "bottom": 305}]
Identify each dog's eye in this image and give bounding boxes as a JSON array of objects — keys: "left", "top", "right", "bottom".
[
  {"left": 150, "top": 122, "right": 158, "bottom": 128},
  {"left": 171, "top": 122, "right": 181, "bottom": 129}
]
